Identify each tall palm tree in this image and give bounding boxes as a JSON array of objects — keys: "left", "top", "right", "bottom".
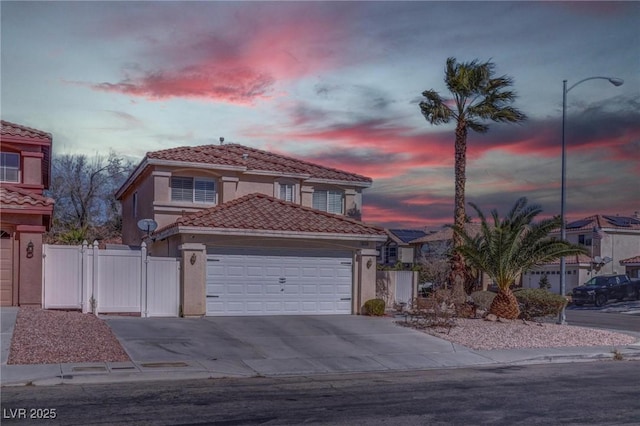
[
  {"left": 419, "top": 57, "right": 527, "bottom": 303},
  {"left": 452, "top": 198, "right": 587, "bottom": 319}
]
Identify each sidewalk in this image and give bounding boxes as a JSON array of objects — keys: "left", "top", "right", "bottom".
[{"left": 2, "top": 308, "right": 640, "bottom": 387}]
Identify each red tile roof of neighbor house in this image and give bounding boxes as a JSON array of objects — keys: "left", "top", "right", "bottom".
[
  {"left": 1, "top": 120, "right": 52, "bottom": 142},
  {"left": 562, "top": 214, "right": 640, "bottom": 232},
  {"left": 146, "top": 143, "right": 372, "bottom": 183},
  {"left": 156, "top": 193, "right": 386, "bottom": 237},
  {"left": 0, "top": 185, "right": 54, "bottom": 208},
  {"left": 620, "top": 256, "right": 640, "bottom": 265},
  {"left": 540, "top": 254, "right": 593, "bottom": 266}
]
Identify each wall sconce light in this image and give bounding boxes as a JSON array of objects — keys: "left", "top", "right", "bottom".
[
  {"left": 190, "top": 253, "right": 197, "bottom": 265},
  {"left": 366, "top": 259, "right": 373, "bottom": 269},
  {"left": 26, "top": 241, "right": 34, "bottom": 258}
]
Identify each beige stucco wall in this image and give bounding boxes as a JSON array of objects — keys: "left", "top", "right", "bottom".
[
  {"left": 178, "top": 243, "right": 207, "bottom": 317},
  {"left": 120, "top": 163, "right": 371, "bottom": 246},
  {"left": 148, "top": 233, "right": 381, "bottom": 315},
  {"left": 21, "top": 153, "right": 43, "bottom": 187},
  {"left": 17, "top": 231, "right": 43, "bottom": 306}
]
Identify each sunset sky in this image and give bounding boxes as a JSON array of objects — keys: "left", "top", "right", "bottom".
[{"left": 2, "top": 1, "right": 639, "bottom": 229}]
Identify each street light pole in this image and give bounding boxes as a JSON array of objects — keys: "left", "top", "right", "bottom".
[{"left": 558, "top": 76, "right": 623, "bottom": 325}]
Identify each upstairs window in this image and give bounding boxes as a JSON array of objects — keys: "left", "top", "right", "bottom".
[
  {"left": 279, "top": 183, "right": 295, "bottom": 202},
  {"left": 0, "top": 153, "right": 19, "bottom": 182},
  {"left": 313, "top": 190, "right": 343, "bottom": 214},
  {"left": 171, "top": 177, "right": 216, "bottom": 204},
  {"left": 578, "top": 234, "right": 592, "bottom": 246}
]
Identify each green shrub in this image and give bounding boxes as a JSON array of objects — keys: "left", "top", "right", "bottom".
[
  {"left": 363, "top": 298, "right": 386, "bottom": 316},
  {"left": 470, "top": 291, "right": 496, "bottom": 311},
  {"left": 514, "top": 288, "right": 567, "bottom": 320}
]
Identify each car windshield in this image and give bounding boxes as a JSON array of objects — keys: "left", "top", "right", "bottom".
[{"left": 584, "top": 277, "right": 608, "bottom": 286}]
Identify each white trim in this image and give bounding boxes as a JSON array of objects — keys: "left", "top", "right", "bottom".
[
  {"left": 155, "top": 225, "right": 387, "bottom": 242},
  {"left": 306, "top": 178, "right": 371, "bottom": 188}
]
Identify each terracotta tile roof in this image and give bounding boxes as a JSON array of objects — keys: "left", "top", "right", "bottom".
[
  {"left": 410, "top": 223, "right": 483, "bottom": 244},
  {"left": 1, "top": 120, "right": 52, "bottom": 142},
  {"left": 539, "top": 254, "right": 593, "bottom": 266},
  {"left": 147, "top": 143, "right": 372, "bottom": 183},
  {"left": 562, "top": 214, "right": 640, "bottom": 232},
  {"left": 620, "top": 255, "right": 640, "bottom": 265},
  {"left": 156, "top": 193, "right": 386, "bottom": 237},
  {"left": 0, "top": 185, "right": 54, "bottom": 208}
]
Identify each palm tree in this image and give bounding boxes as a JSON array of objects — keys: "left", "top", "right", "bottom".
[
  {"left": 419, "top": 58, "right": 527, "bottom": 303},
  {"left": 452, "top": 198, "right": 587, "bottom": 319}
]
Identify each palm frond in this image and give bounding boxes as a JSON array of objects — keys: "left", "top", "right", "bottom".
[{"left": 453, "top": 198, "right": 587, "bottom": 291}]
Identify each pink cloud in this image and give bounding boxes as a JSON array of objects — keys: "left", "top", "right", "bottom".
[{"left": 87, "top": 6, "right": 347, "bottom": 104}]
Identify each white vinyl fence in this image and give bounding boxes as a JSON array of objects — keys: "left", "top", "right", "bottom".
[{"left": 43, "top": 241, "right": 180, "bottom": 317}]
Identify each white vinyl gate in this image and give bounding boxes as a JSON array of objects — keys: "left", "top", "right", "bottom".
[{"left": 43, "top": 241, "right": 180, "bottom": 317}]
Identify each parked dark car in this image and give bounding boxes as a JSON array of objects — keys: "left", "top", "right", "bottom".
[{"left": 572, "top": 274, "right": 640, "bottom": 307}]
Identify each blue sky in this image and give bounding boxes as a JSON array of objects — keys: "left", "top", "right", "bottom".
[{"left": 2, "top": 1, "right": 639, "bottom": 228}]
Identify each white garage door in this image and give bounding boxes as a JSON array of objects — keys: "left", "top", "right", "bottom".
[{"left": 206, "top": 248, "right": 353, "bottom": 316}]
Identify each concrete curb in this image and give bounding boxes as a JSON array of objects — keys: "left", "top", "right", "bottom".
[{"left": 3, "top": 346, "right": 639, "bottom": 387}]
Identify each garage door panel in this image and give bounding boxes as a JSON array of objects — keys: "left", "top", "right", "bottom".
[
  {"left": 246, "top": 284, "right": 263, "bottom": 295},
  {"left": 206, "top": 249, "right": 352, "bottom": 316}
]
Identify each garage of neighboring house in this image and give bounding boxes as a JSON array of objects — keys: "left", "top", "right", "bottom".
[{"left": 150, "top": 193, "right": 387, "bottom": 316}]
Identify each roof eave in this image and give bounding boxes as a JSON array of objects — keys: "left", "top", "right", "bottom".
[
  {"left": 305, "top": 178, "right": 372, "bottom": 188},
  {"left": 155, "top": 226, "right": 387, "bottom": 242}
]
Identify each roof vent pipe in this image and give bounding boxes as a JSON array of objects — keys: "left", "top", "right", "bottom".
[
  {"left": 219, "top": 137, "right": 224, "bottom": 145},
  {"left": 242, "top": 153, "right": 249, "bottom": 160}
]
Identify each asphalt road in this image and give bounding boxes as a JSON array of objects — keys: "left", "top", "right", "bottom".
[
  {"left": 566, "top": 310, "right": 640, "bottom": 332},
  {"left": 2, "top": 362, "right": 639, "bottom": 425}
]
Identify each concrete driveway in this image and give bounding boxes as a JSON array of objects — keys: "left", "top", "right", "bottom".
[{"left": 105, "top": 315, "right": 486, "bottom": 376}]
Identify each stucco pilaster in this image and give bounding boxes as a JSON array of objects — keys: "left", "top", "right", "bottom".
[
  {"left": 178, "top": 243, "right": 207, "bottom": 317},
  {"left": 301, "top": 185, "right": 314, "bottom": 208},
  {"left": 355, "top": 248, "right": 378, "bottom": 314},
  {"left": 17, "top": 232, "right": 43, "bottom": 306},
  {"left": 221, "top": 177, "right": 239, "bottom": 203}
]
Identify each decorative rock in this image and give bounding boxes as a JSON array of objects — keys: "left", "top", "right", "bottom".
[
  {"left": 484, "top": 314, "right": 498, "bottom": 322},
  {"left": 497, "top": 317, "right": 510, "bottom": 323}
]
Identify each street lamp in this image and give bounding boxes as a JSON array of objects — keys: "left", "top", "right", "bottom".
[{"left": 558, "top": 76, "right": 624, "bottom": 324}]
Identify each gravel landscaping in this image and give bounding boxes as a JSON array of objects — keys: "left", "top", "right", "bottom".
[
  {"left": 409, "top": 317, "right": 637, "bottom": 350},
  {"left": 8, "top": 307, "right": 130, "bottom": 365}
]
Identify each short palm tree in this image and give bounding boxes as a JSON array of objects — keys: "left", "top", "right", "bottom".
[
  {"left": 420, "top": 58, "right": 527, "bottom": 303},
  {"left": 452, "top": 198, "right": 587, "bottom": 319}
]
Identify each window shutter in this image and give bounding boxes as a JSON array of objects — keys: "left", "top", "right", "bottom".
[
  {"left": 280, "top": 184, "right": 294, "bottom": 202},
  {"left": 194, "top": 178, "right": 216, "bottom": 203},
  {"left": 313, "top": 190, "right": 327, "bottom": 211},
  {"left": 327, "top": 191, "right": 343, "bottom": 214},
  {"left": 171, "top": 177, "right": 193, "bottom": 202}
]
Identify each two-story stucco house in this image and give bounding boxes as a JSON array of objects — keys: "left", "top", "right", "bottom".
[
  {"left": 0, "top": 120, "right": 54, "bottom": 307},
  {"left": 116, "top": 143, "right": 387, "bottom": 317},
  {"left": 523, "top": 214, "right": 640, "bottom": 293}
]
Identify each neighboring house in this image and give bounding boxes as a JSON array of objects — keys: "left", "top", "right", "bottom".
[
  {"left": 409, "top": 223, "right": 491, "bottom": 289},
  {"left": 377, "top": 229, "right": 427, "bottom": 267},
  {"left": 0, "top": 120, "right": 54, "bottom": 307},
  {"left": 620, "top": 255, "right": 640, "bottom": 279},
  {"left": 116, "top": 143, "right": 387, "bottom": 317},
  {"left": 410, "top": 223, "right": 483, "bottom": 261},
  {"left": 523, "top": 214, "right": 640, "bottom": 294}
]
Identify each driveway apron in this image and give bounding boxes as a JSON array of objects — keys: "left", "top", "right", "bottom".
[{"left": 105, "top": 315, "right": 489, "bottom": 376}]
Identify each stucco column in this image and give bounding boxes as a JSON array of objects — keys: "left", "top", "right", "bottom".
[
  {"left": 355, "top": 249, "right": 378, "bottom": 314},
  {"left": 221, "top": 177, "right": 239, "bottom": 204},
  {"left": 301, "top": 185, "right": 314, "bottom": 207},
  {"left": 178, "top": 243, "right": 207, "bottom": 317},
  {"left": 16, "top": 228, "right": 44, "bottom": 306}
]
